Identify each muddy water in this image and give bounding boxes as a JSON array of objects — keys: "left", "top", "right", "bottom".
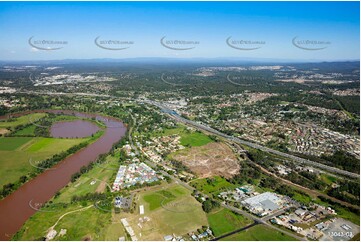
[
  {"left": 51, "top": 120, "right": 100, "bottom": 138},
  {"left": 0, "top": 110, "right": 126, "bottom": 240}
]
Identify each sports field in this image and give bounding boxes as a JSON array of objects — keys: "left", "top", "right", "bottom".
[
  {"left": 0, "top": 137, "right": 88, "bottom": 186},
  {"left": 219, "top": 224, "right": 297, "bottom": 241},
  {"left": 207, "top": 208, "right": 252, "bottom": 236}
]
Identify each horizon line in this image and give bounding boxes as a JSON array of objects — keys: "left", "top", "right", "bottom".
[{"left": 0, "top": 57, "right": 360, "bottom": 63}]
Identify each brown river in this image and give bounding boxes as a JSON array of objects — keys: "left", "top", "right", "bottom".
[{"left": 0, "top": 110, "right": 127, "bottom": 240}]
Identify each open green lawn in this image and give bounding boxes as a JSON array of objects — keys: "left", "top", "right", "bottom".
[
  {"left": 142, "top": 184, "right": 186, "bottom": 211},
  {"left": 189, "top": 176, "right": 237, "bottom": 195},
  {"left": 17, "top": 182, "right": 208, "bottom": 241},
  {"left": 220, "top": 224, "right": 298, "bottom": 241},
  {"left": 0, "top": 137, "right": 88, "bottom": 187},
  {"left": 179, "top": 131, "right": 212, "bottom": 147},
  {"left": 207, "top": 208, "right": 252, "bottom": 236},
  {"left": 320, "top": 173, "right": 338, "bottom": 185},
  {"left": 0, "top": 137, "right": 33, "bottom": 151},
  {"left": 137, "top": 184, "right": 208, "bottom": 239},
  {"left": 15, "top": 152, "right": 127, "bottom": 241},
  {"left": 292, "top": 192, "right": 313, "bottom": 205},
  {"left": 15, "top": 203, "right": 114, "bottom": 241},
  {"left": 0, "top": 113, "right": 46, "bottom": 129},
  {"left": 13, "top": 125, "right": 37, "bottom": 136},
  {"left": 154, "top": 125, "right": 212, "bottom": 147}
]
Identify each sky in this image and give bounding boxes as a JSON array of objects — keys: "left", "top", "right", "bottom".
[{"left": 0, "top": 1, "right": 359, "bottom": 61}]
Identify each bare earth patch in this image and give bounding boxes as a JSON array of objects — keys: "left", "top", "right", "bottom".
[
  {"left": 95, "top": 179, "right": 108, "bottom": 193},
  {"left": 0, "top": 128, "right": 9, "bottom": 135},
  {"left": 171, "top": 142, "right": 240, "bottom": 178}
]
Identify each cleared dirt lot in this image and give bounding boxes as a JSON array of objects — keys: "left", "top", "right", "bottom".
[
  {"left": 170, "top": 142, "right": 240, "bottom": 178},
  {"left": 0, "top": 128, "right": 9, "bottom": 135}
]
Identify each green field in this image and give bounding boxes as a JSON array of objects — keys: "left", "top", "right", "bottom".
[
  {"left": 0, "top": 137, "right": 33, "bottom": 151},
  {"left": 292, "top": 192, "right": 313, "bottom": 205},
  {"left": 0, "top": 137, "right": 88, "bottom": 187},
  {"left": 142, "top": 188, "right": 181, "bottom": 211},
  {"left": 320, "top": 173, "right": 338, "bottom": 185},
  {"left": 17, "top": 183, "right": 208, "bottom": 241},
  {"left": 13, "top": 125, "right": 37, "bottom": 136},
  {"left": 189, "top": 176, "right": 237, "bottom": 195},
  {"left": 207, "top": 208, "right": 252, "bottom": 236},
  {"left": 15, "top": 153, "right": 127, "bottom": 241},
  {"left": 0, "top": 113, "right": 46, "bottom": 129},
  {"left": 137, "top": 184, "right": 208, "bottom": 240},
  {"left": 53, "top": 155, "right": 120, "bottom": 203},
  {"left": 220, "top": 224, "right": 297, "bottom": 241},
  {"left": 179, "top": 131, "right": 213, "bottom": 147},
  {"left": 15, "top": 203, "right": 115, "bottom": 241},
  {"left": 154, "top": 125, "right": 212, "bottom": 147},
  {"left": 335, "top": 205, "right": 360, "bottom": 225}
]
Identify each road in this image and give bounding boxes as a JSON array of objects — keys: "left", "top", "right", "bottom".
[
  {"left": 142, "top": 99, "right": 359, "bottom": 179},
  {"left": 250, "top": 160, "right": 359, "bottom": 209},
  {"left": 223, "top": 204, "right": 306, "bottom": 241},
  {"left": 22, "top": 91, "right": 306, "bottom": 240},
  {"left": 127, "top": 118, "right": 305, "bottom": 241},
  {"left": 21, "top": 91, "right": 358, "bottom": 179},
  {"left": 211, "top": 222, "right": 259, "bottom": 241}
]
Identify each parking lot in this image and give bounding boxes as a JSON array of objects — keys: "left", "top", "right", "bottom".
[{"left": 320, "top": 218, "right": 360, "bottom": 241}]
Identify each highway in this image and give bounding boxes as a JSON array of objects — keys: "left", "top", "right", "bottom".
[
  {"left": 22, "top": 91, "right": 308, "bottom": 240},
  {"left": 19, "top": 91, "right": 359, "bottom": 179},
  {"left": 142, "top": 99, "right": 359, "bottom": 179},
  {"left": 127, "top": 115, "right": 306, "bottom": 241}
]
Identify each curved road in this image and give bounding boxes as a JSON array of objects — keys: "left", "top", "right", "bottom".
[{"left": 143, "top": 99, "right": 359, "bottom": 179}]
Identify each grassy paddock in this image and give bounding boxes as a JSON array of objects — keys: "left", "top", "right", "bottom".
[
  {"left": 153, "top": 125, "right": 212, "bottom": 147},
  {"left": 0, "top": 137, "right": 33, "bottom": 151},
  {"left": 220, "top": 224, "right": 297, "bottom": 241},
  {"left": 207, "top": 208, "right": 252, "bottom": 236},
  {"left": 189, "top": 176, "right": 237, "bottom": 195},
  {"left": 0, "top": 137, "right": 88, "bottom": 187},
  {"left": 136, "top": 184, "right": 208, "bottom": 239},
  {"left": 0, "top": 113, "right": 46, "bottom": 129}
]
